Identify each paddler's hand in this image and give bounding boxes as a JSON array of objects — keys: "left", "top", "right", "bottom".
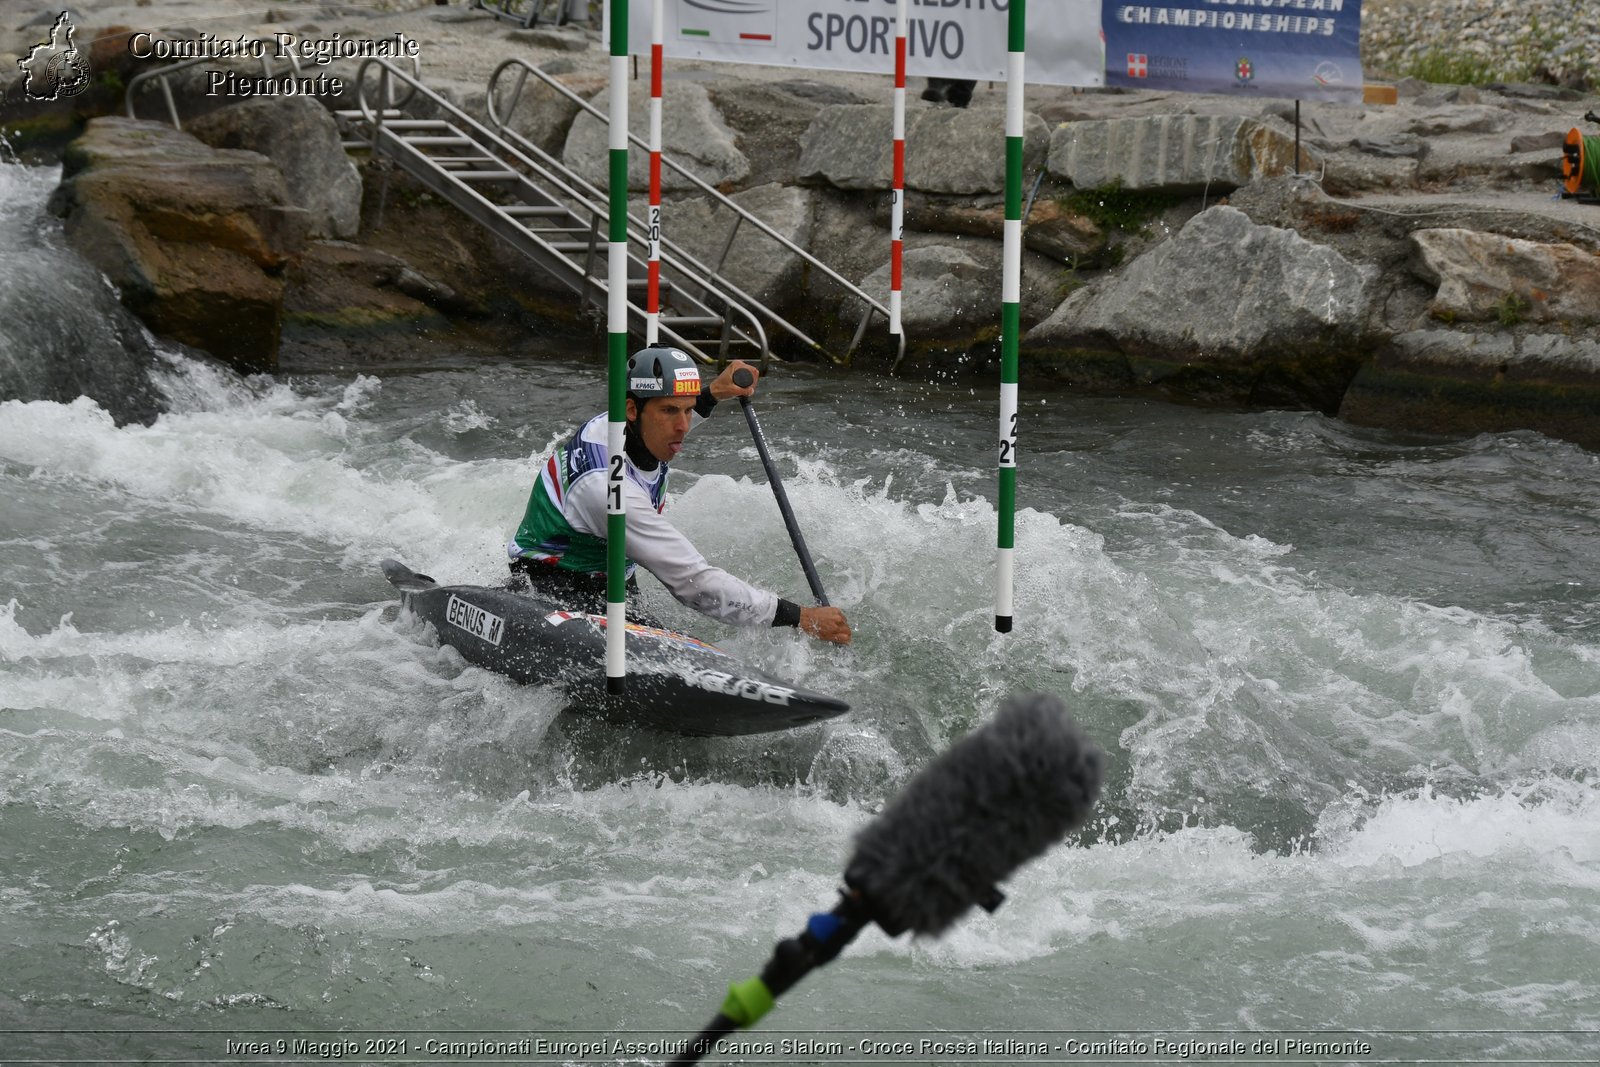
[
  {"left": 710, "top": 360, "right": 759, "bottom": 401},
  {"left": 800, "top": 605, "right": 852, "bottom": 645}
]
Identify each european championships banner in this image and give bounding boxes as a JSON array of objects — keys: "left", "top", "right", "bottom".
[
  {"left": 1102, "top": 0, "right": 1364, "bottom": 101},
  {"left": 626, "top": 0, "right": 1105, "bottom": 88}
]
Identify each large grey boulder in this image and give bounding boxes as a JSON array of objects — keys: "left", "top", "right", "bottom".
[
  {"left": 1048, "top": 115, "right": 1314, "bottom": 194},
  {"left": 1026, "top": 206, "right": 1377, "bottom": 410},
  {"left": 187, "top": 97, "right": 362, "bottom": 240},
  {"left": 47, "top": 117, "right": 307, "bottom": 374},
  {"left": 563, "top": 80, "right": 748, "bottom": 191},
  {"left": 796, "top": 104, "right": 1049, "bottom": 195},
  {"left": 661, "top": 183, "right": 815, "bottom": 309},
  {"left": 1410, "top": 229, "right": 1600, "bottom": 324},
  {"left": 709, "top": 79, "right": 867, "bottom": 188}
]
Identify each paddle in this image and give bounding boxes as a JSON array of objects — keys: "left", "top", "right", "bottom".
[
  {"left": 730, "top": 367, "right": 829, "bottom": 606},
  {"left": 665, "top": 693, "right": 1105, "bottom": 1066}
]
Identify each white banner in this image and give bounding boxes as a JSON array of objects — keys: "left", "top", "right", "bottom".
[{"left": 628, "top": 0, "right": 1104, "bottom": 88}]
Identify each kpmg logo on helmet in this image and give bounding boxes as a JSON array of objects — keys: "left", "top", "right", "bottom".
[
  {"left": 630, "top": 377, "right": 659, "bottom": 392},
  {"left": 18, "top": 11, "right": 92, "bottom": 101}
]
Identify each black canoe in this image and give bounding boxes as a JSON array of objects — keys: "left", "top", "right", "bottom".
[{"left": 382, "top": 560, "right": 849, "bottom": 736}]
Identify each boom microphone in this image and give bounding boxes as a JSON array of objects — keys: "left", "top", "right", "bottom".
[
  {"left": 844, "top": 692, "right": 1105, "bottom": 936},
  {"left": 666, "top": 693, "right": 1103, "bottom": 1066}
]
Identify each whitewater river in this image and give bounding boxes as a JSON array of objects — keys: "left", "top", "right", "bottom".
[{"left": 3, "top": 159, "right": 1599, "bottom": 1064}]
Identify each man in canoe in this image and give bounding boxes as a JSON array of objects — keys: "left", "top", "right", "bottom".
[{"left": 507, "top": 345, "right": 852, "bottom": 645}]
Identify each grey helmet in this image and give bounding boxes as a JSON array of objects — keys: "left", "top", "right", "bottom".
[{"left": 626, "top": 345, "right": 702, "bottom": 401}]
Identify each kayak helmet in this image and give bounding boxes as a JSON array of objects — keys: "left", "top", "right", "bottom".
[{"left": 627, "top": 345, "right": 702, "bottom": 402}]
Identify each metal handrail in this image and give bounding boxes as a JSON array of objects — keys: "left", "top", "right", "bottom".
[
  {"left": 352, "top": 57, "right": 772, "bottom": 367},
  {"left": 485, "top": 57, "right": 903, "bottom": 368},
  {"left": 483, "top": 62, "right": 819, "bottom": 363}
]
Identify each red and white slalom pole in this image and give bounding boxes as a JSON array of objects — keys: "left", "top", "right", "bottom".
[
  {"left": 646, "top": 0, "right": 664, "bottom": 344},
  {"left": 889, "top": 0, "right": 907, "bottom": 336}
]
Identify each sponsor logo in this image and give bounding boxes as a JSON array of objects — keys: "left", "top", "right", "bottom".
[
  {"left": 1313, "top": 61, "right": 1346, "bottom": 87},
  {"left": 18, "top": 12, "right": 91, "bottom": 101},
  {"left": 446, "top": 595, "right": 505, "bottom": 647},
  {"left": 630, "top": 376, "right": 659, "bottom": 391},
  {"left": 1235, "top": 56, "right": 1255, "bottom": 86},
  {"left": 1126, "top": 53, "right": 1148, "bottom": 79},
  {"left": 672, "top": 366, "right": 700, "bottom": 396},
  {"left": 682, "top": 667, "right": 796, "bottom": 707}
]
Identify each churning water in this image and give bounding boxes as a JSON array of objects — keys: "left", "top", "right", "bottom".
[{"left": 3, "top": 159, "right": 1598, "bottom": 1064}]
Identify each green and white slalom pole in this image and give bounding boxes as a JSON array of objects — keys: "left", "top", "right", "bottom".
[
  {"left": 995, "top": 0, "right": 1024, "bottom": 635},
  {"left": 606, "top": 0, "right": 631, "bottom": 692}
]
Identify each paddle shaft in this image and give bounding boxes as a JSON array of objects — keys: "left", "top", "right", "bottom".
[{"left": 731, "top": 369, "right": 829, "bottom": 606}]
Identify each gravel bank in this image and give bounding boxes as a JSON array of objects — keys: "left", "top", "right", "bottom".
[{"left": 1362, "top": 0, "right": 1599, "bottom": 88}]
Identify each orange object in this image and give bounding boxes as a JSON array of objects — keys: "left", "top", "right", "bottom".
[
  {"left": 1363, "top": 83, "right": 1398, "bottom": 106},
  {"left": 1564, "top": 128, "right": 1586, "bottom": 195}
]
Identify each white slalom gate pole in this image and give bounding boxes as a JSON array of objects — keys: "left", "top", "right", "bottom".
[
  {"left": 889, "top": 0, "right": 907, "bottom": 336},
  {"left": 995, "top": 0, "right": 1024, "bottom": 634},
  {"left": 647, "top": 0, "right": 663, "bottom": 344},
  {"left": 606, "top": 0, "right": 631, "bottom": 690}
]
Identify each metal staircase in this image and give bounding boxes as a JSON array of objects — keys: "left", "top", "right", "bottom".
[
  {"left": 480, "top": 57, "right": 899, "bottom": 369},
  {"left": 346, "top": 58, "right": 775, "bottom": 366},
  {"left": 127, "top": 49, "right": 899, "bottom": 368}
]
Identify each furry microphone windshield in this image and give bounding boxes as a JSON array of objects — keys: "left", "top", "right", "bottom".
[{"left": 843, "top": 692, "right": 1104, "bottom": 936}]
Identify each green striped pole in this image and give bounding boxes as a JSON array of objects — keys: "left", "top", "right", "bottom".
[
  {"left": 606, "top": 0, "right": 630, "bottom": 692},
  {"left": 995, "top": 0, "right": 1024, "bottom": 634}
]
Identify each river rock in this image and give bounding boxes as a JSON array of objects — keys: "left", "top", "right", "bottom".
[
  {"left": 710, "top": 79, "right": 868, "bottom": 189},
  {"left": 898, "top": 193, "right": 1107, "bottom": 265},
  {"left": 853, "top": 244, "right": 988, "bottom": 335},
  {"left": 564, "top": 79, "right": 748, "bottom": 192},
  {"left": 1341, "top": 330, "right": 1600, "bottom": 449},
  {"left": 47, "top": 117, "right": 307, "bottom": 374},
  {"left": 1025, "top": 205, "right": 1377, "bottom": 410},
  {"left": 839, "top": 237, "right": 1064, "bottom": 350},
  {"left": 1410, "top": 229, "right": 1600, "bottom": 324},
  {"left": 661, "top": 183, "right": 815, "bottom": 310},
  {"left": 186, "top": 97, "right": 362, "bottom": 240},
  {"left": 1047, "top": 115, "right": 1315, "bottom": 194},
  {"left": 904, "top": 107, "right": 1051, "bottom": 195},
  {"left": 796, "top": 104, "right": 1050, "bottom": 195}
]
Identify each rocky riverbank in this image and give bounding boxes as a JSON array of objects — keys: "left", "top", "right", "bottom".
[{"left": 5, "top": 0, "right": 1600, "bottom": 446}]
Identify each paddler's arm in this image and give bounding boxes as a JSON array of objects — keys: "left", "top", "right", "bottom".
[
  {"left": 694, "top": 361, "right": 853, "bottom": 645},
  {"left": 689, "top": 360, "right": 760, "bottom": 421},
  {"left": 563, "top": 478, "right": 849, "bottom": 642}
]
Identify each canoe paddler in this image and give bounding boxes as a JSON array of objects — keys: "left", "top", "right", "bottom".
[{"left": 507, "top": 345, "right": 852, "bottom": 645}]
